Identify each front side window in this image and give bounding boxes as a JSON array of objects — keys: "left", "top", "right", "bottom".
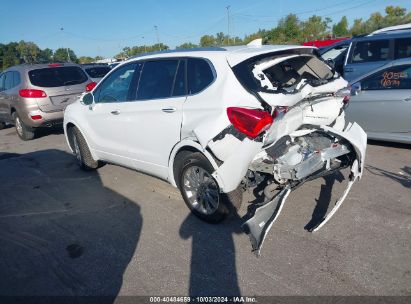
[
  {"left": 362, "top": 65, "right": 411, "bottom": 90},
  {"left": 95, "top": 63, "right": 138, "bottom": 103},
  {"left": 394, "top": 38, "right": 411, "bottom": 59},
  {"left": 172, "top": 60, "right": 186, "bottom": 97},
  {"left": 0, "top": 74, "right": 4, "bottom": 91},
  {"left": 136, "top": 60, "right": 179, "bottom": 100},
  {"left": 28, "top": 66, "right": 88, "bottom": 87},
  {"left": 187, "top": 58, "right": 214, "bottom": 94},
  {"left": 351, "top": 40, "right": 389, "bottom": 63}
]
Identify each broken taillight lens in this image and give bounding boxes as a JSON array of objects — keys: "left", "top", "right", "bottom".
[
  {"left": 227, "top": 107, "right": 273, "bottom": 138},
  {"left": 274, "top": 106, "right": 289, "bottom": 119}
]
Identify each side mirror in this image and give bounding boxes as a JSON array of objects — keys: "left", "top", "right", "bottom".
[
  {"left": 351, "top": 82, "right": 361, "bottom": 96},
  {"left": 82, "top": 92, "right": 94, "bottom": 105}
]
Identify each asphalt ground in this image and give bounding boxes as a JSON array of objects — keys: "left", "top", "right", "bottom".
[{"left": 0, "top": 126, "right": 410, "bottom": 298}]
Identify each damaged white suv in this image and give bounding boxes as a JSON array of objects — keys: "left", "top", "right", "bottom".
[{"left": 64, "top": 42, "right": 367, "bottom": 254}]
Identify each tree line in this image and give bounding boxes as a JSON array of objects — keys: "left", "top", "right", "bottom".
[{"left": 1, "top": 6, "right": 410, "bottom": 71}]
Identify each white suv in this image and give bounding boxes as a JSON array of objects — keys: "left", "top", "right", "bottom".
[{"left": 64, "top": 44, "right": 366, "bottom": 254}]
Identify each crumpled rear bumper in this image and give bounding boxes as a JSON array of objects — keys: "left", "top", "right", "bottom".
[{"left": 243, "top": 122, "right": 367, "bottom": 256}]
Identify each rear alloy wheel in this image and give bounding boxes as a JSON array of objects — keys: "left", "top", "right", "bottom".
[
  {"left": 177, "top": 152, "right": 242, "bottom": 223},
  {"left": 13, "top": 112, "right": 35, "bottom": 141},
  {"left": 69, "top": 126, "right": 102, "bottom": 171}
]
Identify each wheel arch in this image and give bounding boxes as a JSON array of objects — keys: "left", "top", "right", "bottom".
[
  {"left": 168, "top": 139, "right": 220, "bottom": 188},
  {"left": 64, "top": 121, "right": 99, "bottom": 162}
]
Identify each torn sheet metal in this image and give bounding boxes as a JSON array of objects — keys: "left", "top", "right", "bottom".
[
  {"left": 212, "top": 138, "right": 263, "bottom": 193},
  {"left": 242, "top": 186, "right": 291, "bottom": 256}
]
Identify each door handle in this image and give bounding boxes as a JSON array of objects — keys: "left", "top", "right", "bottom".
[
  {"left": 162, "top": 107, "right": 176, "bottom": 113},
  {"left": 111, "top": 110, "right": 121, "bottom": 115}
]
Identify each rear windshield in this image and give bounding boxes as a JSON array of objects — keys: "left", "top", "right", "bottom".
[
  {"left": 85, "top": 66, "right": 111, "bottom": 79},
  {"left": 28, "top": 66, "right": 88, "bottom": 87},
  {"left": 232, "top": 49, "right": 335, "bottom": 94}
]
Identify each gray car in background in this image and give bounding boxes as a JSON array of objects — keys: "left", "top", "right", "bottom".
[
  {"left": 0, "top": 63, "right": 93, "bottom": 140},
  {"left": 343, "top": 28, "right": 411, "bottom": 81},
  {"left": 346, "top": 58, "right": 411, "bottom": 144}
]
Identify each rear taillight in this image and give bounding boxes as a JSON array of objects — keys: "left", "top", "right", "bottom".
[
  {"left": 227, "top": 107, "right": 273, "bottom": 138},
  {"left": 30, "top": 115, "right": 42, "bottom": 120},
  {"left": 19, "top": 89, "right": 47, "bottom": 98},
  {"left": 86, "top": 82, "right": 97, "bottom": 92}
]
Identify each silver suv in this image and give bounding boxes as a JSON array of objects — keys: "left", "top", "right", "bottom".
[{"left": 0, "top": 63, "right": 94, "bottom": 140}]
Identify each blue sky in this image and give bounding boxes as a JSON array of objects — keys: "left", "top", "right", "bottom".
[{"left": 0, "top": 0, "right": 410, "bottom": 57}]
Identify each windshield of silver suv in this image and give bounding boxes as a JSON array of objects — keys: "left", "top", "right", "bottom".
[{"left": 28, "top": 66, "right": 88, "bottom": 87}]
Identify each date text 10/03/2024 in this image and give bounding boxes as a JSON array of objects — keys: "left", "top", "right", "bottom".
[{"left": 149, "top": 296, "right": 257, "bottom": 303}]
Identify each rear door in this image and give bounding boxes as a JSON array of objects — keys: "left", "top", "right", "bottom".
[
  {"left": 344, "top": 38, "right": 391, "bottom": 81},
  {"left": 347, "top": 64, "right": 411, "bottom": 133},
  {"left": 28, "top": 65, "right": 90, "bottom": 112}
]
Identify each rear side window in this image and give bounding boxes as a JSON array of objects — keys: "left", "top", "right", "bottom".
[
  {"left": 351, "top": 40, "right": 389, "bottom": 63},
  {"left": 137, "top": 60, "right": 179, "bottom": 100},
  {"left": 28, "top": 66, "right": 88, "bottom": 87},
  {"left": 13, "top": 71, "right": 21, "bottom": 87},
  {"left": 187, "top": 58, "right": 214, "bottom": 94},
  {"left": 361, "top": 65, "right": 411, "bottom": 90},
  {"left": 85, "top": 66, "right": 111, "bottom": 78},
  {"left": 394, "top": 38, "right": 411, "bottom": 59}
]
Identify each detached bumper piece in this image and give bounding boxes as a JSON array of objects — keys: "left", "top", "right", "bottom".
[{"left": 242, "top": 123, "right": 367, "bottom": 256}]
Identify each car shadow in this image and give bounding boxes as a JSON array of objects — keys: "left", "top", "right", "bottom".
[
  {"left": 365, "top": 165, "right": 411, "bottom": 188},
  {"left": 35, "top": 126, "right": 65, "bottom": 139},
  {"left": 367, "top": 139, "right": 410, "bottom": 149},
  {"left": 0, "top": 150, "right": 142, "bottom": 302},
  {"left": 304, "top": 172, "right": 345, "bottom": 231},
  {"left": 179, "top": 211, "right": 243, "bottom": 296}
]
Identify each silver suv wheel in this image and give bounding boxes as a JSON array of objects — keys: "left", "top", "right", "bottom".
[{"left": 182, "top": 165, "right": 220, "bottom": 215}]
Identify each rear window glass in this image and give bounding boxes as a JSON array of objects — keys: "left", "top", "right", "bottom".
[
  {"left": 394, "top": 38, "right": 411, "bottom": 59},
  {"left": 85, "top": 66, "right": 111, "bottom": 78},
  {"left": 351, "top": 40, "right": 389, "bottom": 63},
  {"left": 28, "top": 66, "right": 88, "bottom": 87}
]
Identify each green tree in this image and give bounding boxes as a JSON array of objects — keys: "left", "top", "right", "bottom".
[
  {"left": 332, "top": 16, "right": 349, "bottom": 37},
  {"left": 53, "top": 48, "right": 78, "bottom": 63},
  {"left": 200, "top": 35, "right": 216, "bottom": 47},
  {"left": 16, "top": 41, "right": 40, "bottom": 63},
  {"left": 38, "top": 48, "right": 53, "bottom": 63},
  {"left": 176, "top": 42, "right": 198, "bottom": 49},
  {"left": 301, "top": 15, "right": 332, "bottom": 41}
]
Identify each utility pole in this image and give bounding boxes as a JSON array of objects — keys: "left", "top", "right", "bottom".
[
  {"left": 226, "top": 5, "right": 231, "bottom": 45},
  {"left": 142, "top": 36, "right": 146, "bottom": 53},
  {"left": 154, "top": 25, "right": 160, "bottom": 50},
  {"left": 60, "top": 27, "right": 71, "bottom": 62}
]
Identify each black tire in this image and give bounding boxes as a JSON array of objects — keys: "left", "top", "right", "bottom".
[
  {"left": 0, "top": 122, "right": 6, "bottom": 130},
  {"left": 175, "top": 151, "right": 243, "bottom": 223},
  {"left": 13, "top": 112, "right": 35, "bottom": 141},
  {"left": 69, "top": 126, "right": 100, "bottom": 171}
]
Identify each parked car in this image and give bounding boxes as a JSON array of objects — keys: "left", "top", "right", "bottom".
[
  {"left": 343, "top": 28, "right": 411, "bottom": 81},
  {"left": 320, "top": 38, "right": 351, "bottom": 75},
  {"left": 346, "top": 58, "right": 411, "bottom": 144},
  {"left": 81, "top": 64, "right": 111, "bottom": 83},
  {"left": 108, "top": 62, "right": 121, "bottom": 69},
  {"left": 64, "top": 44, "right": 366, "bottom": 254},
  {"left": 0, "top": 63, "right": 94, "bottom": 140}
]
